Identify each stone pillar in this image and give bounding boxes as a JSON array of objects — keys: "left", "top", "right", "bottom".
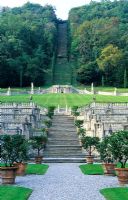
[
  {"left": 114, "top": 87, "right": 117, "bottom": 96},
  {"left": 23, "top": 119, "right": 32, "bottom": 139},
  {"left": 31, "top": 82, "right": 34, "bottom": 94},
  {"left": 7, "top": 87, "right": 11, "bottom": 96},
  {"left": 91, "top": 83, "right": 94, "bottom": 94}
]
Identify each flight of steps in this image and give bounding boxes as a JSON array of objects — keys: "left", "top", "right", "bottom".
[
  {"left": 43, "top": 115, "right": 85, "bottom": 163},
  {"left": 53, "top": 21, "right": 72, "bottom": 85}
]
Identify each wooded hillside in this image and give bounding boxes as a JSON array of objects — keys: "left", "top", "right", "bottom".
[
  {"left": 69, "top": 0, "right": 128, "bottom": 87},
  {"left": 0, "top": 3, "right": 57, "bottom": 87}
]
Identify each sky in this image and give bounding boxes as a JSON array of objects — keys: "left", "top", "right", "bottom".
[{"left": 0, "top": 0, "right": 91, "bottom": 19}]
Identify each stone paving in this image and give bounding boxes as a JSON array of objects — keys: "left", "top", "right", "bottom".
[{"left": 16, "top": 163, "right": 119, "bottom": 200}]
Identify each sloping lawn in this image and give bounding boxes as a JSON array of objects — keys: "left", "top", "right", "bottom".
[
  {"left": 0, "top": 186, "right": 32, "bottom": 200},
  {"left": 0, "top": 93, "right": 128, "bottom": 107},
  {"left": 100, "top": 188, "right": 128, "bottom": 200},
  {"left": 26, "top": 164, "right": 49, "bottom": 175},
  {"left": 79, "top": 164, "right": 104, "bottom": 175}
]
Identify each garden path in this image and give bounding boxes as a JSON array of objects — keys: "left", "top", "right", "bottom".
[{"left": 17, "top": 163, "right": 118, "bottom": 200}]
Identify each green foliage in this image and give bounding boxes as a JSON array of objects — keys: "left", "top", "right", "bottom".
[
  {"left": 78, "top": 128, "right": 86, "bottom": 136},
  {"left": 46, "top": 106, "right": 55, "bottom": 118},
  {"left": 0, "top": 134, "right": 28, "bottom": 167},
  {"left": 30, "top": 134, "right": 47, "bottom": 156},
  {"left": 69, "top": 0, "right": 128, "bottom": 87},
  {"left": 0, "top": 3, "right": 57, "bottom": 87},
  {"left": 81, "top": 136, "right": 100, "bottom": 156},
  {"left": 77, "top": 61, "right": 100, "bottom": 85},
  {"left": 12, "top": 134, "right": 28, "bottom": 163},
  {"left": 75, "top": 120, "right": 84, "bottom": 128},
  {"left": 71, "top": 106, "right": 80, "bottom": 116},
  {"left": 98, "top": 136, "right": 114, "bottom": 163},
  {"left": 108, "top": 131, "right": 128, "bottom": 168},
  {"left": 124, "top": 68, "right": 127, "bottom": 88},
  {"left": 44, "top": 120, "right": 52, "bottom": 128}
]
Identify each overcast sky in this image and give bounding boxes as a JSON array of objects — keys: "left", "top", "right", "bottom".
[{"left": 0, "top": 0, "right": 91, "bottom": 19}]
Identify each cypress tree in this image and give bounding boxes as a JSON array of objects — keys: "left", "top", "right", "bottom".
[{"left": 123, "top": 69, "right": 127, "bottom": 88}]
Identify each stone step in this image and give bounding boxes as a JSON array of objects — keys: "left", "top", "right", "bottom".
[
  {"left": 43, "top": 158, "right": 85, "bottom": 163},
  {"left": 47, "top": 140, "right": 80, "bottom": 145},
  {"left": 43, "top": 154, "right": 85, "bottom": 158},
  {"left": 48, "top": 142, "right": 79, "bottom": 145},
  {"left": 45, "top": 148, "right": 82, "bottom": 152},
  {"left": 52, "top": 124, "right": 75, "bottom": 127},
  {"left": 48, "top": 132, "right": 78, "bottom": 135},
  {"left": 49, "top": 128, "right": 77, "bottom": 132}
]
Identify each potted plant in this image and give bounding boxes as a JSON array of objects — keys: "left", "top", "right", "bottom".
[
  {"left": 30, "top": 134, "right": 47, "bottom": 164},
  {"left": 0, "top": 135, "right": 18, "bottom": 184},
  {"left": 44, "top": 119, "right": 52, "bottom": 129},
  {"left": 13, "top": 135, "right": 28, "bottom": 176},
  {"left": 71, "top": 106, "right": 80, "bottom": 118},
  {"left": 46, "top": 106, "right": 55, "bottom": 119},
  {"left": 109, "top": 131, "right": 128, "bottom": 185},
  {"left": 77, "top": 128, "right": 86, "bottom": 146},
  {"left": 98, "top": 136, "right": 116, "bottom": 176},
  {"left": 75, "top": 120, "right": 84, "bottom": 133},
  {"left": 82, "top": 136, "right": 99, "bottom": 164}
]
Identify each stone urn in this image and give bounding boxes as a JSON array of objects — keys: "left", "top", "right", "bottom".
[
  {"left": 0, "top": 166, "right": 18, "bottom": 184},
  {"left": 86, "top": 155, "right": 94, "bottom": 164},
  {"left": 115, "top": 168, "right": 128, "bottom": 185},
  {"left": 102, "top": 163, "right": 116, "bottom": 176},
  {"left": 14, "top": 162, "right": 27, "bottom": 176},
  {"left": 35, "top": 156, "right": 43, "bottom": 164}
]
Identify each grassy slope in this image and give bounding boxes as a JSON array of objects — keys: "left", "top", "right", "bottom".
[
  {"left": 100, "top": 188, "right": 128, "bottom": 200},
  {"left": 0, "top": 94, "right": 127, "bottom": 107},
  {"left": 0, "top": 186, "right": 32, "bottom": 200},
  {"left": 26, "top": 164, "right": 49, "bottom": 175}
]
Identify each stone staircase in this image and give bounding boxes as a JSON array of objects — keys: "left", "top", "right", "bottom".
[
  {"left": 43, "top": 115, "right": 85, "bottom": 163},
  {"left": 53, "top": 21, "right": 73, "bottom": 85}
]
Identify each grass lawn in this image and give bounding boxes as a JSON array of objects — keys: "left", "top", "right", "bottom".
[
  {"left": 0, "top": 93, "right": 128, "bottom": 107},
  {"left": 77, "top": 86, "right": 128, "bottom": 93},
  {"left": 100, "top": 188, "right": 128, "bottom": 200},
  {"left": 0, "top": 186, "right": 32, "bottom": 200},
  {"left": 26, "top": 164, "right": 49, "bottom": 175},
  {"left": 79, "top": 164, "right": 104, "bottom": 175},
  {"left": 79, "top": 163, "right": 128, "bottom": 175}
]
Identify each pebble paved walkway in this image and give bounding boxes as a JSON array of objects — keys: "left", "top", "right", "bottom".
[{"left": 16, "top": 163, "right": 119, "bottom": 200}]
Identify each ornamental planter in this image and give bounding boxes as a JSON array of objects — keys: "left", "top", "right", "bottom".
[
  {"left": 115, "top": 168, "right": 128, "bottom": 185},
  {"left": 14, "top": 163, "right": 27, "bottom": 176},
  {"left": 35, "top": 156, "right": 43, "bottom": 164},
  {"left": 86, "top": 156, "right": 94, "bottom": 164},
  {"left": 0, "top": 166, "right": 18, "bottom": 184},
  {"left": 102, "top": 163, "right": 116, "bottom": 176}
]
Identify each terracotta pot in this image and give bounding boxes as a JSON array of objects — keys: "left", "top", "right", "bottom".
[
  {"left": 102, "top": 163, "right": 116, "bottom": 176},
  {"left": 115, "top": 168, "right": 128, "bottom": 185},
  {"left": 14, "top": 163, "right": 27, "bottom": 176},
  {"left": 0, "top": 166, "right": 18, "bottom": 184},
  {"left": 35, "top": 156, "right": 43, "bottom": 164},
  {"left": 86, "top": 156, "right": 94, "bottom": 164}
]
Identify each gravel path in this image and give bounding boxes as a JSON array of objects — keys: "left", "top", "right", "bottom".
[{"left": 16, "top": 163, "right": 119, "bottom": 200}]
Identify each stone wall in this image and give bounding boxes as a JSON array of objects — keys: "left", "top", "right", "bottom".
[
  {"left": 78, "top": 103, "right": 128, "bottom": 138},
  {"left": 0, "top": 103, "right": 46, "bottom": 139}
]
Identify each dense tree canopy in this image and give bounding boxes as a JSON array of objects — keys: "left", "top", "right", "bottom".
[
  {"left": 0, "top": 3, "right": 57, "bottom": 87},
  {"left": 69, "top": 0, "right": 128, "bottom": 87}
]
